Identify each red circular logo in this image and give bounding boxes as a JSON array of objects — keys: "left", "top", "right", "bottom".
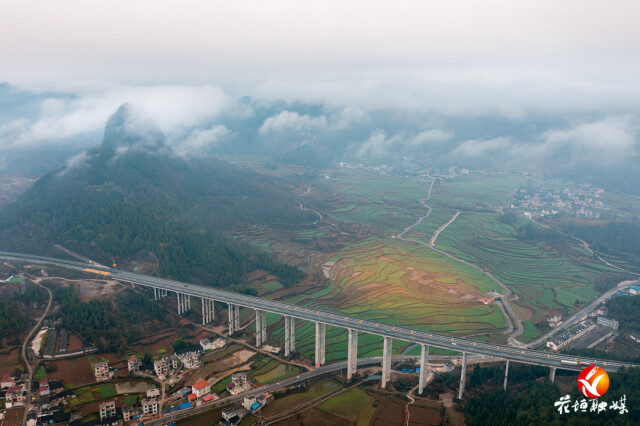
[{"left": 577, "top": 365, "right": 609, "bottom": 398}]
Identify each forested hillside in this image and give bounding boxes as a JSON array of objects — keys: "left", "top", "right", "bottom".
[{"left": 0, "top": 104, "right": 310, "bottom": 287}]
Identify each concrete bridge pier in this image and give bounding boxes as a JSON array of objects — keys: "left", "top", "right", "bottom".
[
  {"left": 549, "top": 367, "right": 556, "bottom": 383},
  {"left": 162, "top": 289, "right": 167, "bottom": 298},
  {"left": 154, "top": 287, "right": 158, "bottom": 301},
  {"left": 228, "top": 303, "right": 237, "bottom": 335},
  {"left": 207, "top": 299, "right": 215, "bottom": 323},
  {"left": 347, "top": 329, "right": 358, "bottom": 380},
  {"left": 458, "top": 352, "right": 468, "bottom": 399},
  {"left": 382, "top": 336, "right": 392, "bottom": 388},
  {"left": 290, "top": 318, "right": 295, "bottom": 353},
  {"left": 504, "top": 360, "right": 510, "bottom": 391},
  {"left": 202, "top": 298, "right": 215, "bottom": 325},
  {"left": 284, "top": 316, "right": 291, "bottom": 356},
  {"left": 315, "top": 322, "right": 326, "bottom": 366},
  {"left": 418, "top": 344, "right": 429, "bottom": 394},
  {"left": 255, "top": 310, "right": 265, "bottom": 347},
  {"left": 177, "top": 293, "right": 183, "bottom": 314},
  {"left": 235, "top": 305, "right": 240, "bottom": 331}
]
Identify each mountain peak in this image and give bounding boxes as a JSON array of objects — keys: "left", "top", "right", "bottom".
[{"left": 101, "top": 104, "right": 167, "bottom": 154}]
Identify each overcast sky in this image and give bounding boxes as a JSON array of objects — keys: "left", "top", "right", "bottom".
[
  {"left": 2, "top": 1, "right": 640, "bottom": 178},
  {"left": 2, "top": 0, "right": 639, "bottom": 90}
]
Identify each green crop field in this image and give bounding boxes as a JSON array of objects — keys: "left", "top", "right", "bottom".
[
  {"left": 263, "top": 379, "right": 341, "bottom": 416},
  {"left": 322, "top": 170, "right": 432, "bottom": 233},
  {"left": 317, "top": 388, "right": 371, "bottom": 422},
  {"left": 435, "top": 212, "right": 618, "bottom": 341},
  {"left": 99, "top": 383, "right": 117, "bottom": 399},
  {"left": 404, "top": 205, "right": 457, "bottom": 243},
  {"left": 267, "top": 237, "right": 507, "bottom": 361}
]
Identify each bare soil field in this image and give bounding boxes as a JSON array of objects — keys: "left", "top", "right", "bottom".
[
  {"left": 511, "top": 300, "right": 535, "bottom": 322},
  {"left": 131, "top": 330, "right": 176, "bottom": 354},
  {"left": 439, "top": 392, "right": 465, "bottom": 426},
  {"left": 46, "top": 357, "right": 94, "bottom": 386},
  {"left": 272, "top": 407, "right": 352, "bottom": 426},
  {"left": 408, "top": 398, "right": 443, "bottom": 426},
  {"left": 370, "top": 393, "right": 406, "bottom": 426},
  {"left": 4, "top": 407, "right": 25, "bottom": 426},
  {"left": 177, "top": 406, "right": 226, "bottom": 425},
  {"left": 0, "top": 346, "right": 21, "bottom": 377},
  {"left": 67, "top": 334, "right": 83, "bottom": 351}
]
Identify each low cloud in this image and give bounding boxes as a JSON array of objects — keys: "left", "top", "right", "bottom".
[
  {"left": 179, "top": 124, "right": 230, "bottom": 153},
  {"left": 258, "top": 110, "right": 328, "bottom": 134},
  {"left": 352, "top": 128, "right": 453, "bottom": 160},
  {"left": 450, "top": 136, "right": 513, "bottom": 158},
  {"left": 541, "top": 116, "right": 637, "bottom": 163},
  {"left": 0, "top": 85, "right": 233, "bottom": 149}
]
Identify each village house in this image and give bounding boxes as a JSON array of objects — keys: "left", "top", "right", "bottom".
[
  {"left": 94, "top": 361, "right": 112, "bottom": 380},
  {"left": 146, "top": 388, "right": 160, "bottom": 398},
  {"left": 0, "top": 374, "right": 14, "bottom": 389},
  {"left": 192, "top": 379, "right": 211, "bottom": 398},
  {"left": 99, "top": 400, "right": 117, "bottom": 421},
  {"left": 153, "top": 358, "right": 169, "bottom": 378},
  {"left": 39, "top": 380, "right": 50, "bottom": 396},
  {"left": 141, "top": 397, "right": 159, "bottom": 416},
  {"left": 128, "top": 357, "right": 141, "bottom": 372}
]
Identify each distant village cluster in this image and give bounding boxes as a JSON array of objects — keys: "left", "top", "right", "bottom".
[{"left": 514, "top": 183, "right": 606, "bottom": 219}]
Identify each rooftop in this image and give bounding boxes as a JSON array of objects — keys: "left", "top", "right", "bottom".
[{"left": 192, "top": 379, "right": 209, "bottom": 390}]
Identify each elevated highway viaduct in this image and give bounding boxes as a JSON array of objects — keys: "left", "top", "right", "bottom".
[{"left": 2, "top": 252, "right": 638, "bottom": 399}]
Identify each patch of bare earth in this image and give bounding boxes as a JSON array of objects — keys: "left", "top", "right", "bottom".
[
  {"left": 409, "top": 398, "right": 443, "bottom": 426},
  {"left": 439, "top": 393, "right": 465, "bottom": 426},
  {"left": 511, "top": 301, "right": 534, "bottom": 322}
]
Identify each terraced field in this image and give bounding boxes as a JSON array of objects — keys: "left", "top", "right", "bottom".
[
  {"left": 435, "top": 212, "right": 618, "bottom": 341},
  {"left": 266, "top": 237, "right": 506, "bottom": 361},
  {"left": 324, "top": 171, "right": 431, "bottom": 233},
  {"left": 404, "top": 204, "right": 457, "bottom": 243},
  {"left": 429, "top": 175, "right": 528, "bottom": 209}
]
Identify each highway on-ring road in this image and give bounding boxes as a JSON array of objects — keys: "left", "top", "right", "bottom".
[{"left": 2, "top": 252, "right": 639, "bottom": 374}]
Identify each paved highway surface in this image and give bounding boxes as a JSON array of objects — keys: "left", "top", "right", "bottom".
[{"left": 2, "top": 252, "right": 638, "bottom": 374}]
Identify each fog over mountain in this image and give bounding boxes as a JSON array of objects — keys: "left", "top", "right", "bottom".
[
  {"left": 2, "top": 1, "right": 640, "bottom": 190},
  {"left": 1, "top": 79, "right": 639, "bottom": 192}
]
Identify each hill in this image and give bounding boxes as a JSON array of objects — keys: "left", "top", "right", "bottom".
[{"left": 0, "top": 104, "right": 314, "bottom": 288}]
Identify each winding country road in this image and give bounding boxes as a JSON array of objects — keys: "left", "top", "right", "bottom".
[
  {"left": 396, "top": 176, "right": 525, "bottom": 344},
  {"left": 21, "top": 279, "right": 53, "bottom": 426},
  {"left": 429, "top": 210, "right": 460, "bottom": 247}
]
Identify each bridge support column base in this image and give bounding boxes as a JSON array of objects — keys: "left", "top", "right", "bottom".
[
  {"left": 284, "top": 316, "right": 290, "bottom": 356},
  {"left": 418, "top": 344, "right": 429, "bottom": 394},
  {"left": 549, "top": 367, "right": 556, "bottom": 383},
  {"left": 228, "top": 303, "right": 236, "bottom": 335},
  {"left": 504, "top": 360, "right": 510, "bottom": 391},
  {"left": 347, "top": 329, "right": 358, "bottom": 380},
  {"left": 315, "top": 322, "right": 326, "bottom": 366},
  {"left": 458, "top": 352, "right": 467, "bottom": 400},
  {"left": 382, "top": 336, "right": 392, "bottom": 388},
  {"left": 256, "top": 310, "right": 264, "bottom": 347}
]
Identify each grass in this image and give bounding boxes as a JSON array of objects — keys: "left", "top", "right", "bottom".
[
  {"left": 34, "top": 366, "right": 46, "bottom": 381},
  {"left": 265, "top": 379, "right": 341, "bottom": 415},
  {"left": 317, "top": 388, "right": 371, "bottom": 422},
  {"left": 250, "top": 359, "right": 302, "bottom": 384},
  {"left": 124, "top": 394, "right": 139, "bottom": 405},
  {"left": 99, "top": 383, "right": 117, "bottom": 399},
  {"left": 435, "top": 212, "right": 618, "bottom": 340},
  {"left": 213, "top": 376, "right": 232, "bottom": 394}
]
